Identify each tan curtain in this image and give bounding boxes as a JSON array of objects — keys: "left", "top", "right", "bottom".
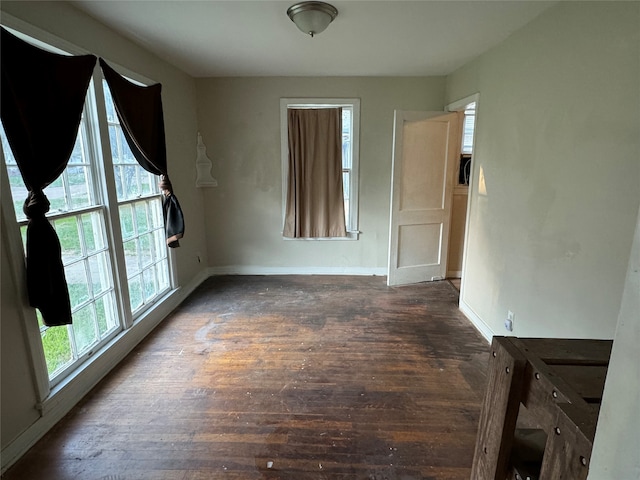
[{"left": 284, "top": 108, "right": 347, "bottom": 238}]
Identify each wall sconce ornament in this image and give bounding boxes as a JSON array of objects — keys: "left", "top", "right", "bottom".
[{"left": 195, "top": 133, "right": 217, "bottom": 188}]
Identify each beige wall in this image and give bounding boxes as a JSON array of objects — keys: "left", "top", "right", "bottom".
[
  {"left": 0, "top": 220, "right": 41, "bottom": 450},
  {"left": 195, "top": 76, "right": 446, "bottom": 272},
  {"left": 589, "top": 208, "right": 640, "bottom": 479},
  {"left": 0, "top": 0, "right": 207, "bottom": 461},
  {"left": 446, "top": 3, "right": 640, "bottom": 476},
  {"left": 446, "top": 1, "right": 640, "bottom": 339}
]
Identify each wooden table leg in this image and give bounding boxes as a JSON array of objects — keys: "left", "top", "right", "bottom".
[{"left": 471, "top": 337, "right": 528, "bottom": 480}]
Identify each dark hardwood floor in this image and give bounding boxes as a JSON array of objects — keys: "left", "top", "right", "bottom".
[{"left": 3, "top": 275, "right": 490, "bottom": 480}]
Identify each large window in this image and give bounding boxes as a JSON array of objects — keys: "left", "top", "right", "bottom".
[
  {"left": 280, "top": 98, "right": 360, "bottom": 239},
  {"left": 0, "top": 28, "right": 173, "bottom": 385},
  {"left": 2, "top": 113, "right": 120, "bottom": 380},
  {"left": 104, "top": 82, "right": 171, "bottom": 314}
]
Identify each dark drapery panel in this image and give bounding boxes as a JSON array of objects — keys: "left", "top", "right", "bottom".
[
  {"left": 99, "top": 59, "right": 184, "bottom": 248},
  {"left": 284, "top": 108, "right": 346, "bottom": 238},
  {"left": 1, "top": 27, "right": 96, "bottom": 326}
]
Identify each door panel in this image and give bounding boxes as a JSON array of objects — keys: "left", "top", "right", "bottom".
[
  {"left": 388, "top": 111, "right": 462, "bottom": 286},
  {"left": 398, "top": 224, "right": 442, "bottom": 267}
]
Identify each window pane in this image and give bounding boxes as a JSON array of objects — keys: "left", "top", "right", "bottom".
[
  {"left": 113, "top": 164, "right": 123, "bottom": 198},
  {"left": 342, "top": 108, "right": 352, "bottom": 169},
  {"left": 109, "top": 126, "right": 122, "bottom": 164},
  {"left": 82, "top": 212, "right": 105, "bottom": 253},
  {"left": 140, "top": 233, "right": 154, "bottom": 267},
  {"left": 129, "top": 274, "right": 143, "bottom": 311},
  {"left": 122, "top": 165, "right": 140, "bottom": 200},
  {"left": 68, "top": 130, "right": 85, "bottom": 165},
  {"left": 6, "top": 166, "right": 27, "bottom": 221},
  {"left": 154, "top": 229, "right": 167, "bottom": 260},
  {"left": 119, "top": 204, "right": 135, "bottom": 240},
  {"left": 88, "top": 252, "right": 110, "bottom": 296},
  {"left": 462, "top": 114, "right": 475, "bottom": 154},
  {"left": 461, "top": 103, "right": 476, "bottom": 154},
  {"left": 140, "top": 171, "right": 153, "bottom": 196},
  {"left": 142, "top": 267, "right": 157, "bottom": 302},
  {"left": 72, "top": 303, "right": 97, "bottom": 355},
  {"left": 1, "top": 127, "right": 16, "bottom": 165},
  {"left": 41, "top": 326, "right": 73, "bottom": 376},
  {"left": 135, "top": 201, "right": 150, "bottom": 233},
  {"left": 68, "top": 166, "right": 91, "bottom": 209},
  {"left": 46, "top": 177, "right": 67, "bottom": 213},
  {"left": 66, "top": 261, "right": 90, "bottom": 309},
  {"left": 103, "top": 83, "right": 117, "bottom": 123},
  {"left": 342, "top": 171, "right": 350, "bottom": 227},
  {"left": 55, "top": 217, "right": 82, "bottom": 263},
  {"left": 96, "top": 292, "right": 117, "bottom": 336},
  {"left": 1, "top": 123, "right": 27, "bottom": 220},
  {"left": 342, "top": 171, "right": 350, "bottom": 200},
  {"left": 150, "top": 199, "right": 164, "bottom": 229},
  {"left": 110, "top": 136, "right": 134, "bottom": 165},
  {"left": 124, "top": 239, "right": 140, "bottom": 276},
  {"left": 123, "top": 143, "right": 137, "bottom": 164},
  {"left": 156, "top": 261, "right": 170, "bottom": 292}
]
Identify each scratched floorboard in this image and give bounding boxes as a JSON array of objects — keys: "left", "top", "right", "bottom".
[{"left": 3, "top": 275, "right": 489, "bottom": 480}]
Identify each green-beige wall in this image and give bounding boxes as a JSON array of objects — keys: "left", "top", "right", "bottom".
[{"left": 195, "top": 76, "right": 445, "bottom": 273}]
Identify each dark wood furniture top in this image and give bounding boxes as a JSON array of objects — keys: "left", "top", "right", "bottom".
[{"left": 471, "top": 336, "right": 612, "bottom": 480}]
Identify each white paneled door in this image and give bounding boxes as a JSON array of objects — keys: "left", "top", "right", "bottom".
[{"left": 388, "top": 111, "right": 462, "bottom": 286}]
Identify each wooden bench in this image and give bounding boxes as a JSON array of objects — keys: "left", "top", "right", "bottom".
[{"left": 471, "top": 337, "right": 612, "bottom": 480}]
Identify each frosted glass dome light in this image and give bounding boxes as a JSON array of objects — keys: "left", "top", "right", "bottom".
[{"left": 287, "top": 2, "right": 338, "bottom": 37}]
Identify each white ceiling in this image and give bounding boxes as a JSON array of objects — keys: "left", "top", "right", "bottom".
[{"left": 70, "top": 1, "right": 555, "bottom": 78}]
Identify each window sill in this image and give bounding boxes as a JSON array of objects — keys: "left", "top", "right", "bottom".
[{"left": 282, "top": 231, "right": 360, "bottom": 241}]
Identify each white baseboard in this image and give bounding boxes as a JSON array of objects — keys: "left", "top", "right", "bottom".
[
  {"left": 459, "top": 299, "right": 494, "bottom": 343},
  {"left": 209, "top": 265, "right": 388, "bottom": 276},
  {"left": 447, "top": 270, "right": 462, "bottom": 278},
  {"left": 0, "top": 268, "right": 210, "bottom": 474}
]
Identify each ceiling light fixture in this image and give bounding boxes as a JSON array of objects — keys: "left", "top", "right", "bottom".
[{"left": 287, "top": 1, "right": 338, "bottom": 38}]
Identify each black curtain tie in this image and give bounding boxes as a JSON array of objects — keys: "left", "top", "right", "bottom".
[
  {"left": 23, "top": 189, "right": 51, "bottom": 219},
  {"left": 159, "top": 174, "right": 173, "bottom": 195}
]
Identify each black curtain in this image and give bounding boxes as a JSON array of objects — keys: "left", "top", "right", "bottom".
[
  {"left": 1, "top": 27, "right": 96, "bottom": 326},
  {"left": 99, "top": 59, "right": 184, "bottom": 248}
]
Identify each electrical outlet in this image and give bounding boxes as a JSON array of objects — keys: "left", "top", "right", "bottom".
[{"left": 505, "top": 310, "right": 515, "bottom": 332}]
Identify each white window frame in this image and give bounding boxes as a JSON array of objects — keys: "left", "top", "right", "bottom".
[
  {"left": 0, "top": 16, "right": 178, "bottom": 395},
  {"left": 280, "top": 98, "right": 360, "bottom": 240},
  {"left": 101, "top": 78, "right": 173, "bottom": 317}
]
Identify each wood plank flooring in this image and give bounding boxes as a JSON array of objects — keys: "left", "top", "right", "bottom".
[{"left": 3, "top": 275, "right": 490, "bottom": 480}]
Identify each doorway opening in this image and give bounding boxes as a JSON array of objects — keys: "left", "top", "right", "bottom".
[{"left": 445, "top": 94, "right": 479, "bottom": 294}]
